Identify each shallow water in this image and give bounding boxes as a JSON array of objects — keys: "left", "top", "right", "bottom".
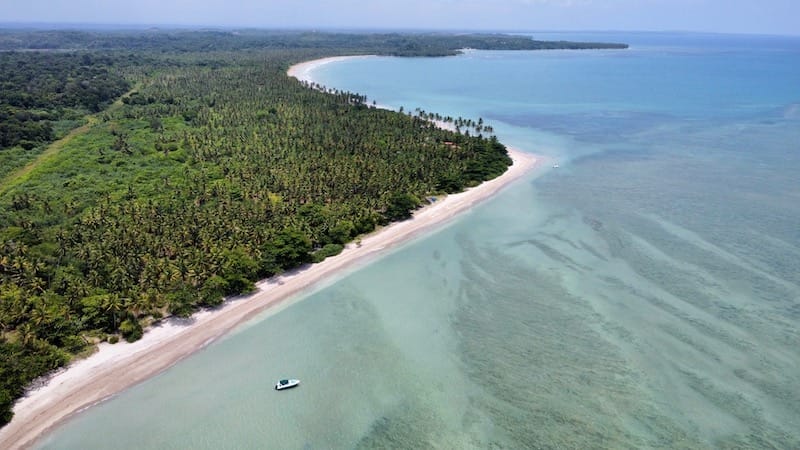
[{"left": 39, "top": 32, "right": 800, "bottom": 449}]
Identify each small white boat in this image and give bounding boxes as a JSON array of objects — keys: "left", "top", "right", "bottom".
[
  {"left": 552, "top": 163, "right": 560, "bottom": 168},
  {"left": 275, "top": 379, "right": 300, "bottom": 390}
]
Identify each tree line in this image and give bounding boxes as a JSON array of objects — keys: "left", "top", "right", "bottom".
[{"left": 0, "top": 29, "right": 628, "bottom": 54}]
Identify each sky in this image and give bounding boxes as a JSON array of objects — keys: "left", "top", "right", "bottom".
[{"left": 1, "top": 0, "right": 798, "bottom": 36}]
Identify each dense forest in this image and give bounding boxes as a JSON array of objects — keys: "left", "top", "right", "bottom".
[
  {"left": 0, "top": 29, "right": 628, "bottom": 54},
  {"left": 0, "top": 30, "right": 627, "bottom": 425}
]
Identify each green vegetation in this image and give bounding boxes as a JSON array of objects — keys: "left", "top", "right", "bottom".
[
  {"left": 0, "top": 29, "right": 626, "bottom": 426},
  {"left": 0, "top": 52, "right": 130, "bottom": 180},
  {"left": 0, "top": 29, "right": 628, "bottom": 55}
]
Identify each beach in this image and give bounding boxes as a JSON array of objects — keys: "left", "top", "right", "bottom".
[
  {"left": 0, "top": 57, "right": 540, "bottom": 450},
  {"left": 287, "top": 56, "right": 375, "bottom": 85}
]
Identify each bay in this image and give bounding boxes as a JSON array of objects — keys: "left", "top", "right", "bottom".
[{"left": 39, "top": 32, "right": 800, "bottom": 449}]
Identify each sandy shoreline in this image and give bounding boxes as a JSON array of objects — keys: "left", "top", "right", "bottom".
[
  {"left": 0, "top": 57, "right": 541, "bottom": 450},
  {"left": 287, "top": 55, "right": 375, "bottom": 85}
]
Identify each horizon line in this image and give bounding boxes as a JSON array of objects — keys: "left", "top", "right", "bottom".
[{"left": 1, "top": 22, "right": 798, "bottom": 39}]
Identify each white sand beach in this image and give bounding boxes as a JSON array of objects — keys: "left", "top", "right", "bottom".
[
  {"left": 287, "top": 56, "right": 375, "bottom": 84},
  {"left": 0, "top": 57, "right": 540, "bottom": 450}
]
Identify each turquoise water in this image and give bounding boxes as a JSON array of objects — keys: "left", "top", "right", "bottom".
[{"left": 39, "top": 33, "right": 800, "bottom": 448}]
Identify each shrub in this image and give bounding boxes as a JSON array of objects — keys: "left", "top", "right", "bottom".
[
  {"left": 0, "top": 389, "right": 13, "bottom": 425},
  {"left": 384, "top": 192, "right": 420, "bottom": 222},
  {"left": 312, "top": 243, "right": 344, "bottom": 263},
  {"left": 119, "top": 319, "right": 143, "bottom": 342}
]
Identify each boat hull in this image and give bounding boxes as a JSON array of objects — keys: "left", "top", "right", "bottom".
[{"left": 275, "top": 379, "right": 300, "bottom": 390}]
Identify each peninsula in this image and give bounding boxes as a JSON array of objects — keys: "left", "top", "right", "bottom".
[{"left": 0, "top": 29, "right": 621, "bottom": 447}]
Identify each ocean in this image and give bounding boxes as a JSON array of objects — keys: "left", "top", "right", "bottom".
[{"left": 38, "top": 32, "right": 800, "bottom": 448}]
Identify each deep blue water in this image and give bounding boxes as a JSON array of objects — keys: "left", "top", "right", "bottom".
[{"left": 39, "top": 32, "right": 800, "bottom": 449}]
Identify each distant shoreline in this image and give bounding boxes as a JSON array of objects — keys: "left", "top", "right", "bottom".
[
  {"left": 288, "top": 55, "right": 459, "bottom": 131},
  {"left": 0, "top": 56, "right": 542, "bottom": 450}
]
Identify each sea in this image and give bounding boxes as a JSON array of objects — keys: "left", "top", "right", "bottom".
[{"left": 37, "top": 32, "right": 800, "bottom": 449}]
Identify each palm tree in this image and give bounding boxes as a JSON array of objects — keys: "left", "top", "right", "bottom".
[
  {"left": 18, "top": 323, "right": 36, "bottom": 348},
  {"left": 103, "top": 294, "right": 124, "bottom": 331}
]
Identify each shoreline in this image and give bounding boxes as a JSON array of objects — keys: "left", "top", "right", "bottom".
[
  {"left": 287, "top": 55, "right": 375, "bottom": 85},
  {"left": 0, "top": 57, "right": 542, "bottom": 450}
]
